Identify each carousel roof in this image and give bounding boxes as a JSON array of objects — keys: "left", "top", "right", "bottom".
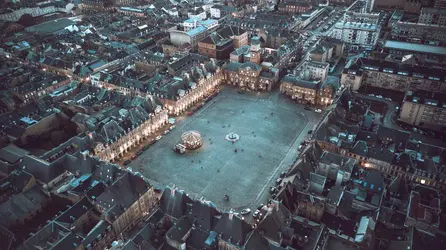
[{"left": 181, "top": 131, "right": 202, "bottom": 143}]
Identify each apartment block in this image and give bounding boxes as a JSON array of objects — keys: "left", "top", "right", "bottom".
[{"left": 399, "top": 90, "right": 446, "bottom": 132}]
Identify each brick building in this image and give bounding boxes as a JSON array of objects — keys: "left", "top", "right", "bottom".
[{"left": 198, "top": 26, "right": 248, "bottom": 60}]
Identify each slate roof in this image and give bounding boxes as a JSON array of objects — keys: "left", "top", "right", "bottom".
[
  {"left": 213, "top": 213, "right": 252, "bottom": 246},
  {"left": 321, "top": 212, "right": 356, "bottom": 237},
  {"left": 96, "top": 172, "right": 150, "bottom": 221},
  {"left": 161, "top": 187, "right": 193, "bottom": 219},
  {"left": 244, "top": 229, "right": 270, "bottom": 250},
  {"left": 0, "top": 225, "right": 14, "bottom": 250},
  {"left": 25, "top": 18, "right": 75, "bottom": 35},
  {"left": 17, "top": 222, "right": 81, "bottom": 250},
  {"left": 166, "top": 216, "right": 192, "bottom": 244},
  {"left": 130, "top": 209, "right": 165, "bottom": 249},
  {"left": 387, "top": 176, "right": 410, "bottom": 196},
  {"left": 241, "top": 61, "right": 262, "bottom": 71},
  {"left": 0, "top": 170, "right": 33, "bottom": 192},
  {"left": 319, "top": 151, "right": 356, "bottom": 173},
  {"left": 55, "top": 197, "right": 95, "bottom": 227},
  {"left": 0, "top": 186, "right": 49, "bottom": 229},
  {"left": 281, "top": 75, "right": 320, "bottom": 90},
  {"left": 187, "top": 227, "right": 211, "bottom": 249},
  {"left": 358, "top": 57, "right": 446, "bottom": 81},
  {"left": 257, "top": 201, "right": 292, "bottom": 243},
  {"left": 350, "top": 140, "right": 368, "bottom": 156},
  {"left": 201, "top": 26, "right": 246, "bottom": 46},
  {"left": 82, "top": 220, "right": 111, "bottom": 247},
  {"left": 186, "top": 199, "right": 221, "bottom": 231}
]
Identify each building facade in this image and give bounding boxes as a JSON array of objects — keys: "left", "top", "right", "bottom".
[
  {"left": 280, "top": 75, "right": 335, "bottom": 106},
  {"left": 223, "top": 62, "right": 279, "bottom": 91},
  {"left": 198, "top": 26, "right": 248, "bottom": 60},
  {"left": 331, "top": 22, "right": 380, "bottom": 50},
  {"left": 93, "top": 108, "right": 168, "bottom": 162},
  {"left": 169, "top": 20, "right": 219, "bottom": 48},
  {"left": 278, "top": 1, "right": 312, "bottom": 13},
  {"left": 418, "top": 8, "right": 446, "bottom": 26},
  {"left": 399, "top": 90, "right": 446, "bottom": 132},
  {"left": 391, "top": 22, "right": 446, "bottom": 44},
  {"left": 341, "top": 58, "right": 446, "bottom": 93}
]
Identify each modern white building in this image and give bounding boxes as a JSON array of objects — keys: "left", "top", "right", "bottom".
[
  {"left": 305, "top": 61, "right": 330, "bottom": 82},
  {"left": 183, "top": 18, "right": 218, "bottom": 31},
  {"left": 210, "top": 6, "right": 223, "bottom": 19},
  {"left": 188, "top": 9, "right": 207, "bottom": 20},
  {"left": 0, "top": 2, "right": 73, "bottom": 22},
  {"left": 331, "top": 21, "right": 380, "bottom": 50},
  {"left": 170, "top": 19, "right": 219, "bottom": 48}
]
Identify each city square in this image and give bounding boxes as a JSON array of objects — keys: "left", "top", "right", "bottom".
[{"left": 129, "top": 87, "right": 313, "bottom": 210}]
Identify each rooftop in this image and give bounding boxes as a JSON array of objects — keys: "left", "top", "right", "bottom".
[{"left": 384, "top": 40, "right": 446, "bottom": 56}]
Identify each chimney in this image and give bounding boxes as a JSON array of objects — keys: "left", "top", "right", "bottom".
[{"left": 81, "top": 150, "right": 89, "bottom": 160}]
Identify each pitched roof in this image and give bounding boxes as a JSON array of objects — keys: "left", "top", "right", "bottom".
[
  {"left": 213, "top": 213, "right": 252, "bottom": 246},
  {"left": 244, "top": 229, "right": 270, "bottom": 250},
  {"left": 161, "top": 188, "right": 193, "bottom": 219},
  {"left": 257, "top": 201, "right": 291, "bottom": 243},
  {"left": 0, "top": 144, "right": 29, "bottom": 164},
  {"left": 55, "top": 197, "right": 95, "bottom": 227},
  {"left": 281, "top": 75, "right": 320, "bottom": 90},
  {"left": 96, "top": 172, "right": 150, "bottom": 221},
  {"left": 0, "top": 186, "right": 49, "bottom": 229},
  {"left": 188, "top": 199, "right": 221, "bottom": 231}
]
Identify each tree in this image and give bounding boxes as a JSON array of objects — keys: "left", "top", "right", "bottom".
[{"left": 17, "top": 14, "right": 35, "bottom": 27}]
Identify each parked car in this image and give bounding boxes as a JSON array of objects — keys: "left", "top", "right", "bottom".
[
  {"left": 368, "top": 94, "right": 375, "bottom": 97},
  {"left": 155, "top": 135, "right": 162, "bottom": 141},
  {"left": 164, "top": 130, "right": 169, "bottom": 135},
  {"left": 276, "top": 178, "right": 283, "bottom": 185},
  {"left": 131, "top": 154, "right": 137, "bottom": 160},
  {"left": 376, "top": 95, "right": 383, "bottom": 99},
  {"left": 143, "top": 145, "right": 149, "bottom": 150},
  {"left": 170, "top": 125, "right": 176, "bottom": 130},
  {"left": 315, "top": 109, "right": 322, "bottom": 113},
  {"left": 308, "top": 130, "right": 313, "bottom": 134},
  {"left": 257, "top": 204, "right": 265, "bottom": 210},
  {"left": 123, "top": 160, "right": 131, "bottom": 165},
  {"left": 270, "top": 186, "right": 277, "bottom": 194},
  {"left": 304, "top": 106, "right": 311, "bottom": 110},
  {"left": 240, "top": 208, "right": 251, "bottom": 215},
  {"left": 385, "top": 97, "right": 392, "bottom": 101},
  {"left": 136, "top": 150, "right": 143, "bottom": 156},
  {"left": 298, "top": 145, "right": 303, "bottom": 150},
  {"left": 280, "top": 171, "right": 286, "bottom": 178},
  {"left": 253, "top": 210, "right": 262, "bottom": 218}
]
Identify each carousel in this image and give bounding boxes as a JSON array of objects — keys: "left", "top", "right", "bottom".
[{"left": 181, "top": 131, "right": 203, "bottom": 150}]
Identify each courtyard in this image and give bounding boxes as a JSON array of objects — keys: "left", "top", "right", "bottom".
[{"left": 129, "top": 87, "right": 318, "bottom": 210}]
